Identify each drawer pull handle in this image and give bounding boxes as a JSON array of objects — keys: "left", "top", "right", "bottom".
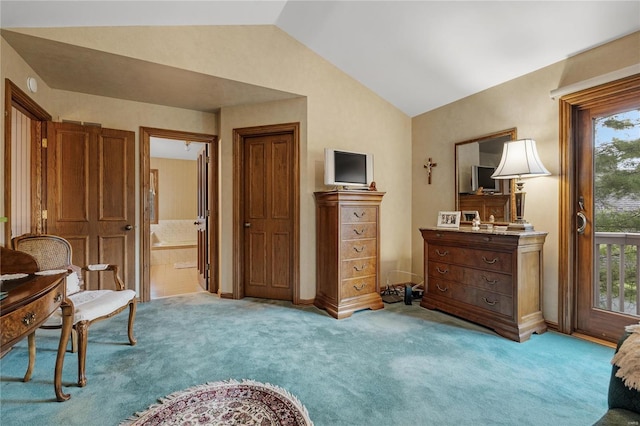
[
  {"left": 483, "top": 237, "right": 492, "bottom": 242},
  {"left": 481, "top": 275, "right": 498, "bottom": 285},
  {"left": 436, "top": 267, "right": 448, "bottom": 274},
  {"left": 483, "top": 297, "right": 498, "bottom": 306},
  {"left": 435, "top": 249, "right": 449, "bottom": 257},
  {"left": 353, "top": 228, "right": 365, "bottom": 236},
  {"left": 353, "top": 211, "right": 366, "bottom": 218},
  {"left": 482, "top": 256, "right": 498, "bottom": 265},
  {"left": 436, "top": 283, "right": 448, "bottom": 292},
  {"left": 353, "top": 264, "right": 367, "bottom": 272},
  {"left": 353, "top": 246, "right": 365, "bottom": 253},
  {"left": 22, "top": 312, "right": 36, "bottom": 326},
  {"left": 54, "top": 292, "right": 63, "bottom": 303},
  {"left": 353, "top": 283, "right": 366, "bottom": 291}
]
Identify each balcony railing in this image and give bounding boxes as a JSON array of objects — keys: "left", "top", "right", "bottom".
[{"left": 595, "top": 232, "right": 640, "bottom": 316}]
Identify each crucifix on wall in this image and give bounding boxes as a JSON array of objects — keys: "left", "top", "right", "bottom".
[{"left": 424, "top": 158, "right": 437, "bottom": 184}]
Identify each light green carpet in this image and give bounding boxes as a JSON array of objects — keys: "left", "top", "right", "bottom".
[{"left": 1, "top": 293, "right": 614, "bottom": 425}]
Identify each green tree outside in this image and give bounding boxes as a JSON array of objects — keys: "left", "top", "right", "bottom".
[{"left": 594, "top": 109, "right": 639, "bottom": 313}]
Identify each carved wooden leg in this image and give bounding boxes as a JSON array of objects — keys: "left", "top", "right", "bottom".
[
  {"left": 23, "top": 332, "right": 36, "bottom": 382},
  {"left": 76, "top": 321, "right": 89, "bottom": 387},
  {"left": 55, "top": 300, "right": 73, "bottom": 402},
  {"left": 128, "top": 299, "right": 137, "bottom": 346}
]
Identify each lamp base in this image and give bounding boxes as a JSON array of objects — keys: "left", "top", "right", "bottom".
[{"left": 507, "top": 221, "right": 534, "bottom": 231}]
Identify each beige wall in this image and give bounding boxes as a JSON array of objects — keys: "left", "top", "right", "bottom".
[
  {"left": 10, "top": 25, "right": 632, "bottom": 319},
  {"left": 1, "top": 26, "right": 412, "bottom": 299},
  {"left": 150, "top": 158, "right": 197, "bottom": 220},
  {"left": 411, "top": 32, "right": 640, "bottom": 324}
]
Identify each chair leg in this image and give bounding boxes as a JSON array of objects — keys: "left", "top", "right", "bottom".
[
  {"left": 127, "top": 298, "right": 137, "bottom": 346},
  {"left": 76, "top": 321, "right": 89, "bottom": 387}
]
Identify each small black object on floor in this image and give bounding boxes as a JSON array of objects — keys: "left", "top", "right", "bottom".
[
  {"left": 404, "top": 284, "right": 413, "bottom": 305},
  {"left": 380, "top": 285, "right": 403, "bottom": 303},
  {"left": 381, "top": 283, "right": 423, "bottom": 304}
]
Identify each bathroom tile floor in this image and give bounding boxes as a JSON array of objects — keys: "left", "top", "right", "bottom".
[{"left": 150, "top": 263, "right": 205, "bottom": 299}]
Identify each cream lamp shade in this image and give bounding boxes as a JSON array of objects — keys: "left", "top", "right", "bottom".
[
  {"left": 491, "top": 139, "right": 551, "bottom": 179},
  {"left": 491, "top": 139, "right": 550, "bottom": 231}
]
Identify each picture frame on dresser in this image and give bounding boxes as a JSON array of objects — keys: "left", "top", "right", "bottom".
[{"left": 436, "top": 211, "right": 461, "bottom": 228}]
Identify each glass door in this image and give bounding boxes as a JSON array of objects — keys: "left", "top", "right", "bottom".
[{"left": 575, "top": 101, "right": 640, "bottom": 341}]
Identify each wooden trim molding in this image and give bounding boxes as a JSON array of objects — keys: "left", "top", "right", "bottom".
[
  {"left": 232, "top": 122, "right": 301, "bottom": 303},
  {"left": 3, "top": 79, "right": 51, "bottom": 246},
  {"left": 139, "top": 127, "right": 218, "bottom": 302},
  {"left": 557, "top": 73, "right": 640, "bottom": 334}
]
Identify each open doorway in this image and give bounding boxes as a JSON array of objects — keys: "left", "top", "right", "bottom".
[
  {"left": 140, "top": 127, "right": 218, "bottom": 302},
  {"left": 149, "top": 137, "right": 204, "bottom": 298}
]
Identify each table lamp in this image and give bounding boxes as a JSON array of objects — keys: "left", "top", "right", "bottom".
[{"left": 491, "top": 139, "right": 550, "bottom": 231}]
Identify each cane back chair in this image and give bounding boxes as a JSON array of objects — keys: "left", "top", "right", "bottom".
[{"left": 12, "top": 234, "right": 137, "bottom": 387}]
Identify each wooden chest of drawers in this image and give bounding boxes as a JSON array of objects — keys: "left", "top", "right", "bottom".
[
  {"left": 420, "top": 227, "right": 547, "bottom": 342},
  {"left": 314, "top": 191, "right": 384, "bottom": 319}
]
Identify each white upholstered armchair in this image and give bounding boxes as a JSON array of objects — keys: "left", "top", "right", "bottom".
[{"left": 11, "top": 234, "right": 137, "bottom": 387}]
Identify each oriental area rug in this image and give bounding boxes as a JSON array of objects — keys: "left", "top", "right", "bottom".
[{"left": 121, "top": 379, "right": 313, "bottom": 426}]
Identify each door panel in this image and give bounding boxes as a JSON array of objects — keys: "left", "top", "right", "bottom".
[
  {"left": 54, "top": 125, "right": 90, "bottom": 223},
  {"left": 196, "top": 144, "right": 209, "bottom": 289},
  {"left": 575, "top": 100, "right": 639, "bottom": 341},
  {"left": 243, "top": 133, "right": 294, "bottom": 300},
  {"left": 272, "top": 140, "right": 291, "bottom": 218},
  {"left": 46, "top": 122, "right": 135, "bottom": 291},
  {"left": 248, "top": 231, "right": 267, "bottom": 287},
  {"left": 99, "top": 132, "right": 128, "bottom": 220},
  {"left": 272, "top": 231, "right": 290, "bottom": 288}
]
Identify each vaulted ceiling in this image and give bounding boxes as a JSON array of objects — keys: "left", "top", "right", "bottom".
[{"left": 2, "top": 1, "right": 639, "bottom": 117}]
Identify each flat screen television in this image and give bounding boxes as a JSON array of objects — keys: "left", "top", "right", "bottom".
[
  {"left": 324, "top": 148, "right": 373, "bottom": 189},
  {"left": 471, "top": 165, "right": 500, "bottom": 193}
]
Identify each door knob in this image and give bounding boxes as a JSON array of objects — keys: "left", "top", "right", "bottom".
[
  {"left": 124, "top": 224, "right": 133, "bottom": 231},
  {"left": 244, "top": 222, "right": 251, "bottom": 228}
]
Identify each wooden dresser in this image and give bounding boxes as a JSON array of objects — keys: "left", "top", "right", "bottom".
[
  {"left": 314, "top": 191, "right": 384, "bottom": 319},
  {"left": 459, "top": 194, "right": 510, "bottom": 222},
  {"left": 419, "top": 227, "right": 547, "bottom": 342}
]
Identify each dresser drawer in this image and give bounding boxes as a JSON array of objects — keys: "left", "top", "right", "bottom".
[
  {"left": 427, "top": 244, "right": 457, "bottom": 263},
  {"left": 452, "top": 286, "right": 513, "bottom": 318},
  {"left": 341, "top": 257, "right": 377, "bottom": 279},
  {"left": 427, "top": 278, "right": 513, "bottom": 318},
  {"left": 457, "top": 248, "right": 512, "bottom": 273},
  {"left": 426, "top": 277, "right": 457, "bottom": 299},
  {"left": 462, "top": 269, "right": 513, "bottom": 295},
  {"left": 1, "top": 280, "right": 64, "bottom": 347},
  {"left": 341, "top": 238, "right": 376, "bottom": 260},
  {"left": 341, "top": 206, "right": 377, "bottom": 224},
  {"left": 428, "top": 261, "right": 463, "bottom": 283},
  {"left": 341, "top": 223, "right": 377, "bottom": 240},
  {"left": 341, "top": 275, "right": 376, "bottom": 299}
]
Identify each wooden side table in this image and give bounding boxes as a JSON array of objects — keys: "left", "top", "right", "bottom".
[{"left": 1, "top": 270, "right": 74, "bottom": 401}]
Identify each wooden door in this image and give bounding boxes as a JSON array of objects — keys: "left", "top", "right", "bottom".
[
  {"left": 243, "top": 133, "right": 294, "bottom": 300},
  {"left": 45, "top": 122, "right": 135, "bottom": 290},
  {"left": 575, "top": 98, "right": 639, "bottom": 341},
  {"left": 196, "top": 144, "right": 209, "bottom": 290}
]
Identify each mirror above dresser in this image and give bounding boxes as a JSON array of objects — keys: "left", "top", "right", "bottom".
[{"left": 455, "top": 128, "right": 517, "bottom": 223}]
